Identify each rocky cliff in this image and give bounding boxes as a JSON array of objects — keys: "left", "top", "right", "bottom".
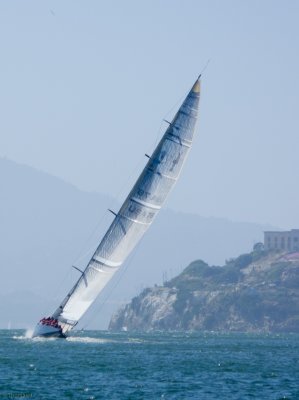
[{"left": 109, "top": 249, "right": 299, "bottom": 333}]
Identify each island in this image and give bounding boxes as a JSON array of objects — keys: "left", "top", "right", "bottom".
[{"left": 109, "top": 246, "right": 299, "bottom": 333}]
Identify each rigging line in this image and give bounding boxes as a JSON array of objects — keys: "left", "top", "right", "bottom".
[
  {"left": 79, "top": 160, "right": 186, "bottom": 330},
  {"left": 113, "top": 121, "right": 164, "bottom": 206},
  {"left": 106, "top": 154, "right": 147, "bottom": 210},
  {"left": 147, "top": 106, "right": 177, "bottom": 158},
  {"left": 51, "top": 267, "right": 73, "bottom": 300},
  {"left": 151, "top": 119, "right": 165, "bottom": 150},
  {"left": 79, "top": 258, "right": 132, "bottom": 330},
  {"left": 199, "top": 59, "right": 211, "bottom": 77},
  {"left": 80, "top": 229, "right": 149, "bottom": 330},
  {"left": 43, "top": 265, "right": 74, "bottom": 317},
  {"left": 158, "top": 72, "right": 201, "bottom": 138},
  {"left": 74, "top": 118, "right": 165, "bottom": 266},
  {"left": 145, "top": 79, "right": 190, "bottom": 158},
  {"left": 72, "top": 148, "right": 149, "bottom": 267},
  {"left": 49, "top": 213, "right": 112, "bottom": 312},
  {"left": 36, "top": 223, "right": 108, "bottom": 316},
  {"left": 71, "top": 209, "right": 112, "bottom": 266},
  {"left": 41, "top": 204, "right": 115, "bottom": 311},
  {"left": 71, "top": 160, "right": 150, "bottom": 267},
  {"left": 52, "top": 121, "right": 165, "bottom": 315},
  {"left": 150, "top": 71, "right": 201, "bottom": 162}
]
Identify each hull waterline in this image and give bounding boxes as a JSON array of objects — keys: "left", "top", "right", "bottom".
[
  {"left": 32, "top": 322, "right": 67, "bottom": 339},
  {"left": 32, "top": 76, "right": 201, "bottom": 338}
]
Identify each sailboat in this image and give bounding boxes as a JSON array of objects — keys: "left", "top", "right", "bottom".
[{"left": 32, "top": 75, "right": 201, "bottom": 338}]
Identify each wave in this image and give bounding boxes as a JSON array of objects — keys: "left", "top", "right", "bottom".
[
  {"left": 11, "top": 330, "right": 146, "bottom": 344},
  {"left": 13, "top": 329, "right": 59, "bottom": 341},
  {"left": 13, "top": 329, "right": 34, "bottom": 340},
  {"left": 66, "top": 336, "right": 114, "bottom": 344},
  {"left": 66, "top": 336, "right": 146, "bottom": 344}
]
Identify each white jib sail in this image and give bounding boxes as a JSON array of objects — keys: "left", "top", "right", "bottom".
[{"left": 54, "top": 77, "right": 201, "bottom": 329}]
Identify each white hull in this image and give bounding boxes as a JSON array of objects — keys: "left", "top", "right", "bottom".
[
  {"left": 32, "top": 323, "right": 66, "bottom": 338},
  {"left": 32, "top": 76, "right": 201, "bottom": 337}
]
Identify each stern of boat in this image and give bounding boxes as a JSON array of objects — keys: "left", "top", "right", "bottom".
[{"left": 32, "top": 318, "right": 66, "bottom": 338}]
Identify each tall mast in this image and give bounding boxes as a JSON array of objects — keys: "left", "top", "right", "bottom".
[{"left": 34, "top": 76, "right": 201, "bottom": 336}]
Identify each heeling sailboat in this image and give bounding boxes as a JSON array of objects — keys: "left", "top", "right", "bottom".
[{"left": 32, "top": 75, "right": 201, "bottom": 338}]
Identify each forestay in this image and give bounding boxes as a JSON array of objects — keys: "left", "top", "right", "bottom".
[{"left": 54, "top": 77, "right": 201, "bottom": 330}]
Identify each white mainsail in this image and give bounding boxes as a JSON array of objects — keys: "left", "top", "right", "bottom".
[{"left": 33, "top": 76, "right": 201, "bottom": 337}]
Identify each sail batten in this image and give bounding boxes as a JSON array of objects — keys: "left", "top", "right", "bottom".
[
  {"left": 120, "top": 214, "right": 152, "bottom": 226},
  {"left": 130, "top": 197, "right": 162, "bottom": 210},
  {"left": 92, "top": 256, "right": 122, "bottom": 267},
  {"left": 32, "top": 76, "right": 201, "bottom": 337}
]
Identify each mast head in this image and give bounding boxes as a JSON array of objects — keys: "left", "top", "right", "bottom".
[{"left": 191, "top": 75, "right": 201, "bottom": 94}]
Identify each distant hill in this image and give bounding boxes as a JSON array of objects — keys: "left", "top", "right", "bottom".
[
  {"left": 109, "top": 250, "right": 299, "bottom": 333},
  {"left": 0, "top": 158, "right": 275, "bottom": 329}
]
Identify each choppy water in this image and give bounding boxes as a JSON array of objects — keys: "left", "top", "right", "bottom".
[{"left": 1, "top": 330, "right": 299, "bottom": 399}]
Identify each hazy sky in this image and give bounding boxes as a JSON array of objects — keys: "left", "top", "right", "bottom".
[{"left": 0, "top": 0, "right": 298, "bottom": 229}]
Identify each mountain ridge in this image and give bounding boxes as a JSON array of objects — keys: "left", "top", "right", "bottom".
[{"left": 0, "top": 157, "right": 276, "bottom": 329}]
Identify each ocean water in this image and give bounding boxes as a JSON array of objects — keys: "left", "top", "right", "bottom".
[{"left": 0, "top": 330, "right": 298, "bottom": 399}]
